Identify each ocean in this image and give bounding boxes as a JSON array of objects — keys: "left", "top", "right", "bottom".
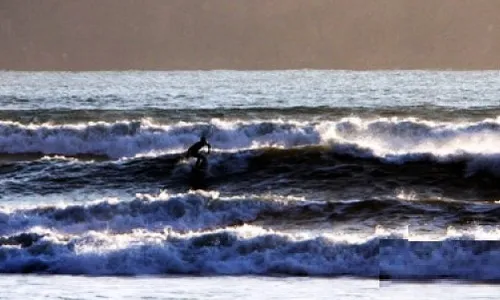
[{"left": 0, "top": 70, "right": 499, "bottom": 299}]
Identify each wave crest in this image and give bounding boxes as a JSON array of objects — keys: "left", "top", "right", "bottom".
[
  {"left": 1, "top": 226, "right": 499, "bottom": 280},
  {"left": 1, "top": 117, "right": 500, "bottom": 160}
]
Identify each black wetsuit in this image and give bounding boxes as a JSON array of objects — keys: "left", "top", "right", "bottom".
[{"left": 186, "top": 140, "right": 211, "bottom": 167}]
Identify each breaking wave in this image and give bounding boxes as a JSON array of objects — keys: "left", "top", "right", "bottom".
[
  {"left": 0, "top": 224, "right": 499, "bottom": 280},
  {"left": 1, "top": 117, "right": 500, "bottom": 161}
]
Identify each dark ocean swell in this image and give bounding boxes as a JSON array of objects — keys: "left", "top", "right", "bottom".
[{"left": 2, "top": 146, "right": 499, "bottom": 201}]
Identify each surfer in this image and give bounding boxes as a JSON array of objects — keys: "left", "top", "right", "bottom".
[{"left": 186, "top": 136, "right": 211, "bottom": 168}]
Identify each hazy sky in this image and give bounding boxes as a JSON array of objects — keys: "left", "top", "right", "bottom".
[{"left": 1, "top": 0, "right": 500, "bottom": 70}]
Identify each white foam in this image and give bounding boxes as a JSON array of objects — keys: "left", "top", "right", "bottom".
[
  {"left": 1, "top": 225, "right": 499, "bottom": 278},
  {"left": 1, "top": 118, "right": 500, "bottom": 167}
]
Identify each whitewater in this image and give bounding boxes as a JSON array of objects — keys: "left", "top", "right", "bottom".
[{"left": 0, "top": 70, "right": 499, "bottom": 299}]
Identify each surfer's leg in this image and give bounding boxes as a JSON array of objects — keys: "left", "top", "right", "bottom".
[
  {"left": 200, "top": 155, "right": 207, "bottom": 167},
  {"left": 193, "top": 153, "right": 202, "bottom": 167}
]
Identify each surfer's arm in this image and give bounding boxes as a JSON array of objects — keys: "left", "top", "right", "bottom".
[{"left": 206, "top": 143, "right": 211, "bottom": 154}]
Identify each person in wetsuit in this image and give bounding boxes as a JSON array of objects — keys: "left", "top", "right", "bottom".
[{"left": 186, "top": 136, "right": 211, "bottom": 168}]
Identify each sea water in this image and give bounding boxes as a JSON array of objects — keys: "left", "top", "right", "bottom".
[{"left": 0, "top": 70, "right": 499, "bottom": 299}]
